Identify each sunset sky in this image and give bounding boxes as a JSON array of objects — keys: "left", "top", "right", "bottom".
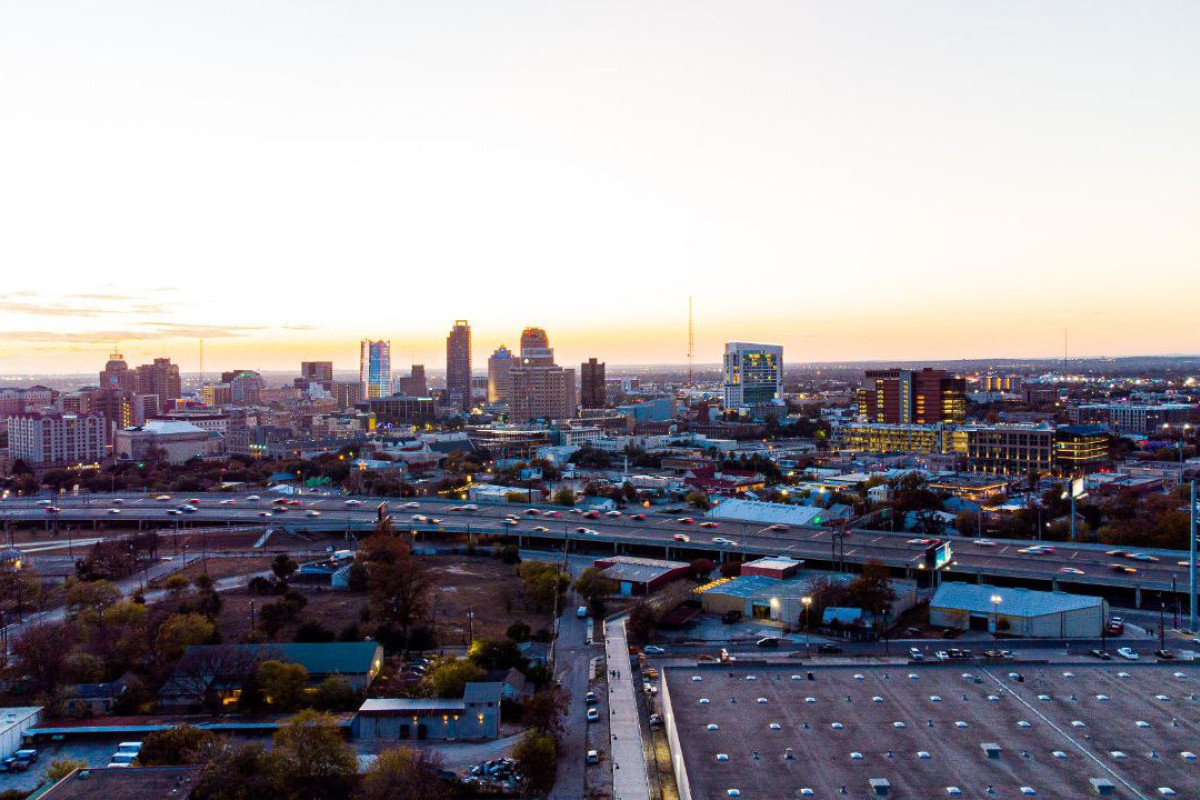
[{"left": 2, "top": 1, "right": 1198, "bottom": 375}]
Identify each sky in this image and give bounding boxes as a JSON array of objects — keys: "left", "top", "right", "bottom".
[{"left": 2, "top": 1, "right": 1198, "bottom": 375}]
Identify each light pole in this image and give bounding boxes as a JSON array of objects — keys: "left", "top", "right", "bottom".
[
  {"left": 802, "top": 596, "right": 813, "bottom": 654},
  {"left": 990, "top": 594, "right": 1002, "bottom": 636}
]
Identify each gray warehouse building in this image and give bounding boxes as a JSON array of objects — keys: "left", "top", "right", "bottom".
[{"left": 930, "top": 582, "right": 1106, "bottom": 638}]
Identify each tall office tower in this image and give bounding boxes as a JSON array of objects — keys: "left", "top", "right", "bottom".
[
  {"left": 856, "top": 367, "right": 966, "bottom": 424},
  {"left": 135, "top": 357, "right": 182, "bottom": 403},
  {"left": 487, "top": 346, "right": 514, "bottom": 404},
  {"left": 580, "top": 358, "right": 606, "bottom": 409},
  {"left": 301, "top": 361, "right": 334, "bottom": 385},
  {"left": 519, "top": 327, "right": 554, "bottom": 366},
  {"left": 446, "top": 320, "right": 472, "bottom": 412},
  {"left": 399, "top": 365, "right": 428, "bottom": 397},
  {"left": 100, "top": 351, "right": 136, "bottom": 391},
  {"left": 360, "top": 339, "right": 392, "bottom": 399},
  {"left": 509, "top": 329, "right": 575, "bottom": 421},
  {"left": 722, "top": 342, "right": 784, "bottom": 409},
  {"left": 334, "top": 380, "right": 364, "bottom": 410}
]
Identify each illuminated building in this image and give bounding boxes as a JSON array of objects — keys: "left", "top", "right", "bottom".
[
  {"left": 487, "top": 346, "right": 514, "bottom": 404},
  {"left": 1053, "top": 425, "right": 1111, "bottom": 475},
  {"left": 722, "top": 342, "right": 783, "bottom": 409},
  {"left": 445, "top": 320, "right": 472, "bottom": 412},
  {"left": 359, "top": 339, "right": 392, "bottom": 399},
  {"left": 857, "top": 368, "right": 965, "bottom": 424},
  {"left": 7, "top": 412, "right": 107, "bottom": 467},
  {"left": 836, "top": 422, "right": 954, "bottom": 454}
]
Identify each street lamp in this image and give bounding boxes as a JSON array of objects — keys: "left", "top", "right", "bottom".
[
  {"left": 990, "top": 594, "right": 1002, "bottom": 635},
  {"left": 802, "top": 596, "right": 813, "bottom": 653}
]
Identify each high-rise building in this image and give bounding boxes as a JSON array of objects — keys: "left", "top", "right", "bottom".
[
  {"left": 100, "top": 351, "right": 136, "bottom": 392},
  {"left": 446, "top": 321, "right": 472, "bottom": 412},
  {"left": 488, "top": 346, "right": 514, "bottom": 404},
  {"left": 857, "top": 368, "right": 966, "bottom": 425},
  {"left": 509, "top": 329, "right": 575, "bottom": 421},
  {"left": 399, "top": 365, "right": 428, "bottom": 397},
  {"left": 7, "top": 412, "right": 107, "bottom": 466},
  {"left": 722, "top": 342, "right": 784, "bottom": 409},
  {"left": 334, "top": 380, "right": 364, "bottom": 410},
  {"left": 580, "top": 358, "right": 606, "bottom": 409},
  {"left": 360, "top": 340, "right": 392, "bottom": 399},
  {"left": 301, "top": 361, "right": 333, "bottom": 384},
  {"left": 135, "top": 358, "right": 182, "bottom": 404}
]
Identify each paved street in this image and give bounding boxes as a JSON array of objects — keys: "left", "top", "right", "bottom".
[{"left": 604, "top": 616, "right": 649, "bottom": 800}]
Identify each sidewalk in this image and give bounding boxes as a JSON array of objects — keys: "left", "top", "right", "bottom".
[{"left": 604, "top": 617, "right": 649, "bottom": 800}]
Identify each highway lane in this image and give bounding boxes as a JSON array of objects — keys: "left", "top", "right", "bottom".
[{"left": 2, "top": 491, "right": 1197, "bottom": 595}]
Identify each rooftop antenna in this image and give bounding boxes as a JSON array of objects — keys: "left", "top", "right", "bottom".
[
  {"left": 199, "top": 338, "right": 205, "bottom": 385},
  {"left": 1062, "top": 328, "right": 1068, "bottom": 374},
  {"left": 687, "top": 295, "right": 695, "bottom": 385}
]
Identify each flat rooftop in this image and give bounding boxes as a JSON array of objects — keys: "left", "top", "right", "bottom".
[
  {"left": 39, "top": 766, "right": 198, "bottom": 799},
  {"left": 662, "top": 662, "right": 1200, "bottom": 800}
]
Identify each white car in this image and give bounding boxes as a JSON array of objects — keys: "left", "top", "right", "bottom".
[
  {"left": 935, "top": 651, "right": 951, "bottom": 661},
  {"left": 306, "top": 510, "right": 321, "bottom": 517},
  {"left": 1116, "top": 647, "right": 1139, "bottom": 661},
  {"left": 973, "top": 539, "right": 998, "bottom": 547},
  {"left": 246, "top": 495, "right": 261, "bottom": 501},
  {"left": 712, "top": 537, "right": 738, "bottom": 546},
  {"left": 412, "top": 515, "right": 428, "bottom": 522},
  {"left": 403, "top": 502, "right": 420, "bottom": 509},
  {"left": 219, "top": 499, "right": 236, "bottom": 505},
  {"left": 257, "top": 511, "right": 272, "bottom": 518},
  {"left": 107, "top": 508, "right": 121, "bottom": 514},
  {"left": 606, "top": 510, "right": 622, "bottom": 517},
  {"left": 344, "top": 499, "right": 362, "bottom": 506},
  {"left": 108, "top": 753, "right": 137, "bottom": 768}
]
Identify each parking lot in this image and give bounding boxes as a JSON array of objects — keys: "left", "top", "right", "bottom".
[{"left": 0, "top": 738, "right": 134, "bottom": 794}]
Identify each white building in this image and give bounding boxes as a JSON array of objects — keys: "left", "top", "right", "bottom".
[
  {"left": 722, "top": 342, "right": 784, "bottom": 410},
  {"left": 6, "top": 412, "right": 106, "bottom": 466},
  {"left": 930, "top": 583, "right": 1106, "bottom": 638},
  {"left": 113, "top": 419, "right": 218, "bottom": 464}
]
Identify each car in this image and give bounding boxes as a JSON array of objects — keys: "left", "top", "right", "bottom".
[
  {"left": 816, "top": 643, "right": 843, "bottom": 654},
  {"left": 577, "top": 606, "right": 589, "bottom": 618},
  {"left": 585, "top": 511, "right": 600, "bottom": 519},
  {"left": 1155, "top": 649, "right": 1176, "bottom": 660},
  {"left": 973, "top": 539, "right": 998, "bottom": 547},
  {"left": 108, "top": 753, "right": 137, "bottom": 768},
  {"left": 306, "top": 510, "right": 321, "bottom": 517},
  {"left": 219, "top": 498, "right": 236, "bottom": 505},
  {"left": 271, "top": 505, "right": 288, "bottom": 514},
  {"left": 403, "top": 502, "right": 420, "bottom": 509},
  {"left": 463, "top": 504, "right": 478, "bottom": 511},
  {"left": 246, "top": 495, "right": 261, "bottom": 501},
  {"left": 574, "top": 526, "right": 590, "bottom": 534},
  {"left": 673, "top": 534, "right": 690, "bottom": 542},
  {"left": 631, "top": 513, "right": 646, "bottom": 521},
  {"left": 756, "top": 637, "right": 781, "bottom": 648},
  {"left": 168, "top": 509, "right": 183, "bottom": 515},
  {"left": 1127, "top": 552, "right": 1159, "bottom": 562},
  {"left": 585, "top": 691, "right": 598, "bottom": 705},
  {"left": 111, "top": 498, "right": 125, "bottom": 505},
  {"left": 187, "top": 498, "right": 202, "bottom": 505},
  {"left": 1105, "top": 549, "right": 1129, "bottom": 558},
  {"left": 288, "top": 500, "right": 302, "bottom": 505},
  {"left": 1117, "top": 647, "right": 1139, "bottom": 660},
  {"left": 35, "top": 499, "right": 53, "bottom": 505},
  {"left": 116, "top": 742, "right": 143, "bottom": 755},
  {"left": 1175, "top": 650, "right": 1199, "bottom": 661},
  {"left": 909, "top": 647, "right": 924, "bottom": 661},
  {"left": 712, "top": 537, "right": 737, "bottom": 546},
  {"left": 1109, "top": 563, "right": 1138, "bottom": 574},
  {"left": 586, "top": 749, "right": 600, "bottom": 765},
  {"left": 44, "top": 506, "right": 61, "bottom": 514},
  {"left": 1058, "top": 567, "right": 1085, "bottom": 575},
  {"left": 155, "top": 494, "right": 172, "bottom": 501},
  {"left": 699, "top": 521, "right": 719, "bottom": 528},
  {"left": 504, "top": 518, "right": 519, "bottom": 526},
  {"left": 273, "top": 497, "right": 289, "bottom": 505},
  {"left": 524, "top": 508, "right": 541, "bottom": 515},
  {"left": 257, "top": 511, "right": 272, "bottom": 517},
  {"left": 907, "top": 538, "right": 937, "bottom": 546},
  {"left": 649, "top": 713, "right": 664, "bottom": 728},
  {"left": 935, "top": 650, "right": 951, "bottom": 661},
  {"left": 676, "top": 518, "right": 694, "bottom": 524},
  {"left": 2, "top": 749, "right": 38, "bottom": 772},
  {"left": 344, "top": 499, "right": 362, "bottom": 506},
  {"left": 768, "top": 523, "right": 789, "bottom": 531},
  {"left": 412, "top": 514, "right": 428, "bottom": 522},
  {"left": 606, "top": 510, "right": 622, "bottom": 517},
  {"left": 532, "top": 525, "right": 549, "bottom": 532},
  {"left": 570, "top": 508, "right": 584, "bottom": 515},
  {"left": 1089, "top": 649, "right": 1112, "bottom": 660},
  {"left": 586, "top": 708, "right": 600, "bottom": 723},
  {"left": 643, "top": 645, "right": 666, "bottom": 654},
  {"left": 1018, "top": 545, "right": 1055, "bottom": 555},
  {"left": 643, "top": 683, "right": 658, "bottom": 695},
  {"left": 107, "top": 508, "right": 121, "bottom": 514}
]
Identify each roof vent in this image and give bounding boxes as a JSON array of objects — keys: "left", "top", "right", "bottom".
[
  {"left": 1181, "top": 752, "right": 1196, "bottom": 761},
  {"left": 1096, "top": 694, "right": 1110, "bottom": 701},
  {"left": 1018, "top": 720, "right": 1031, "bottom": 728},
  {"left": 801, "top": 790, "right": 814, "bottom": 797},
  {"left": 908, "top": 674, "right": 918, "bottom": 680},
  {"left": 869, "top": 777, "right": 891, "bottom": 796},
  {"left": 1118, "top": 672, "right": 1131, "bottom": 678},
  {"left": 1089, "top": 778, "right": 1115, "bottom": 796},
  {"left": 1173, "top": 672, "right": 1186, "bottom": 679},
  {"left": 769, "top": 723, "right": 781, "bottom": 730},
  {"left": 1157, "top": 789, "right": 1177, "bottom": 798},
  {"left": 1110, "top": 751, "right": 1127, "bottom": 760},
  {"left": 716, "top": 753, "right": 729, "bottom": 761},
  {"left": 806, "top": 697, "right": 816, "bottom": 704},
  {"left": 1020, "top": 788, "right": 1036, "bottom": 796},
  {"left": 917, "top": 751, "right": 931, "bottom": 759},
  {"left": 757, "top": 697, "right": 768, "bottom": 704},
  {"left": 1037, "top": 694, "right": 1051, "bottom": 701},
  {"left": 1156, "top": 695, "right": 1171, "bottom": 701},
  {"left": 1052, "top": 751, "right": 1068, "bottom": 759},
  {"left": 1072, "top": 720, "right": 1087, "bottom": 728},
  {"left": 707, "top": 724, "right": 719, "bottom": 731},
  {"left": 1136, "top": 721, "right": 1150, "bottom": 728},
  {"left": 893, "top": 722, "right": 906, "bottom": 729},
  {"left": 785, "top": 748, "right": 795, "bottom": 760},
  {"left": 981, "top": 743, "right": 1002, "bottom": 760},
  {"left": 791, "top": 675, "right": 802, "bottom": 681},
  {"left": 831, "top": 722, "right": 844, "bottom": 729},
  {"left": 873, "top": 696, "right": 884, "bottom": 703},
  {"left": 850, "top": 752, "right": 864, "bottom": 760},
  {"left": 854, "top": 674, "right": 864, "bottom": 681},
  {"left": 78, "top": 771, "right": 91, "bottom": 781},
  {"left": 988, "top": 695, "right": 1001, "bottom": 702},
  {"left": 1063, "top": 672, "right": 1075, "bottom": 678},
  {"left": 700, "top": 699, "right": 710, "bottom": 705},
  {"left": 930, "top": 695, "right": 942, "bottom": 702},
  {"left": 955, "top": 721, "right": 968, "bottom": 728},
  {"left": 727, "top": 790, "right": 741, "bottom": 798},
  {"left": 946, "top": 789, "right": 963, "bottom": 797}
]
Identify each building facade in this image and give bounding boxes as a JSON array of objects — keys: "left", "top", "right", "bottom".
[
  {"left": 7, "top": 412, "right": 107, "bottom": 466},
  {"left": 360, "top": 339, "right": 392, "bottom": 399},
  {"left": 445, "top": 320, "right": 472, "bottom": 412},
  {"left": 135, "top": 358, "right": 182, "bottom": 404},
  {"left": 487, "top": 346, "right": 514, "bottom": 404},
  {"left": 857, "top": 368, "right": 966, "bottom": 425},
  {"left": 398, "top": 365, "right": 428, "bottom": 397},
  {"left": 580, "top": 358, "right": 606, "bottom": 409},
  {"left": 722, "top": 342, "right": 783, "bottom": 409}
]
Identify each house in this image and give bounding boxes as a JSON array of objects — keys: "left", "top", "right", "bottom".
[
  {"left": 594, "top": 556, "right": 691, "bottom": 596},
  {"left": 353, "top": 682, "right": 502, "bottom": 741},
  {"left": 160, "top": 642, "right": 383, "bottom": 709},
  {"left": 517, "top": 641, "right": 550, "bottom": 668},
  {"left": 62, "top": 681, "right": 126, "bottom": 717}
]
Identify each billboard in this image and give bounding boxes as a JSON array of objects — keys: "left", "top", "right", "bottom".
[{"left": 924, "top": 541, "right": 953, "bottom": 570}]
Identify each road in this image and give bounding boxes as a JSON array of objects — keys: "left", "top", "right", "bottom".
[{"left": 3, "top": 490, "right": 1197, "bottom": 597}]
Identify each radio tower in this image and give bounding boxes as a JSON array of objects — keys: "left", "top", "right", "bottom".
[{"left": 687, "top": 296, "right": 695, "bottom": 385}]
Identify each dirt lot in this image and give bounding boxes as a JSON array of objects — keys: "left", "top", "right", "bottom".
[
  {"left": 213, "top": 555, "right": 553, "bottom": 648},
  {"left": 150, "top": 555, "right": 277, "bottom": 587}
]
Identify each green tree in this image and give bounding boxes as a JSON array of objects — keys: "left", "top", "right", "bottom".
[
  {"left": 422, "top": 658, "right": 484, "bottom": 698},
  {"left": 362, "top": 747, "right": 450, "bottom": 800},
  {"left": 685, "top": 491, "right": 710, "bottom": 510},
  {"left": 271, "top": 710, "right": 358, "bottom": 800},
  {"left": 844, "top": 560, "right": 897, "bottom": 616},
  {"left": 312, "top": 676, "right": 361, "bottom": 711},
  {"left": 156, "top": 613, "right": 216, "bottom": 663},
  {"left": 573, "top": 567, "right": 616, "bottom": 612},
  {"left": 192, "top": 743, "right": 285, "bottom": 800},
  {"left": 139, "top": 726, "right": 224, "bottom": 766},
  {"left": 551, "top": 488, "right": 576, "bottom": 506},
  {"left": 258, "top": 660, "right": 310, "bottom": 711},
  {"left": 518, "top": 562, "right": 568, "bottom": 613},
  {"left": 512, "top": 730, "right": 557, "bottom": 795},
  {"left": 65, "top": 579, "right": 121, "bottom": 624}
]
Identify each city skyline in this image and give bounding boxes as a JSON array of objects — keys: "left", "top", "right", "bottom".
[{"left": 3, "top": 2, "right": 1199, "bottom": 372}]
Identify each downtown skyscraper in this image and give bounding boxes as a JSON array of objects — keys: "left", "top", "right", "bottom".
[
  {"left": 360, "top": 339, "right": 392, "bottom": 399},
  {"left": 446, "top": 320, "right": 472, "bottom": 412}
]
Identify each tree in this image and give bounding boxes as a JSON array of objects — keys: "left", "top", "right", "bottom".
[
  {"left": 573, "top": 567, "right": 617, "bottom": 611},
  {"left": 193, "top": 742, "right": 285, "bottom": 800},
  {"left": 518, "top": 562, "right": 568, "bottom": 613},
  {"left": 156, "top": 613, "right": 216, "bottom": 663},
  {"left": 271, "top": 710, "right": 358, "bottom": 800},
  {"left": 362, "top": 747, "right": 451, "bottom": 800},
  {"left": 719, "top": 560, "right": 742, "bottom": 578},
  {"left": 689, "top": 558, "right": 715, "bottom": 580},
  {"left": 467, "top": 638, "right": 525, "bottom": 671},
  {"left": 364, "top": 532, "right": 435, "bottom": 651},
  {"left": 45, "top": 757, "right": 87, "bottom": 783},
  {"left": 512, "top": 730, "right": 557, "bottom": 795},
  {"left": 139, "top": 726, "right": 224, "bottom": 766},
  {"left": 521, "top": 684, "right": 569, "bottom": 736},
  {"left": 272, "top": 554, "right": 299, "bottom": 584},
  {"left": 505, "top": 621, "right": 532, "bottom": 642},
  {"left": 258, "top": 660, "right": 310, "bottom": 712},
  {"left": 845, "top": 560, "right": 897, "bottom": 616},
  {"left": 422, "top": 658, "right": 484, "bottom": 698},
  {"left": 551, "top": 488, "right": 576, "bottom": 506},
  {"left": 294, "top": 621, "right": 335, "bottom": 643},
  {"left": 64, "top": 579, "right": 121, "bottom": 624},
  {"left": 685, "top": 491, "right": 710, "bottom": 510},
  {"left": 311, "top": 676, "right": 361, "bottom": 712},
  {"left": 13, "top": 621, "right": 74, "bottom": 695}
]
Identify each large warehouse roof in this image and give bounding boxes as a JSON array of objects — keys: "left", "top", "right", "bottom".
[
  {"left": 932, "top": 582, "right": 1102, "bottom": 618},
  {"left": 704, "top": 498, "right": 827, "bottom": 526}
]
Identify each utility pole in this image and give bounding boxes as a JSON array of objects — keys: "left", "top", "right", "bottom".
[
  {"left": 687, "top": 296, "right": 695, "bottom": 386},
  {"left": 1190, "top": 480, "right": 1197, "bottom": 632}
]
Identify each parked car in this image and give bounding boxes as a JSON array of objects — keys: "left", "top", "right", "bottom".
[
  {"left": 586, "top": 749, "right": 600, "bottom": 765},
  {"left": 577, "top": 606, "right": 589, "bottom": 619},
  {"left": 1155, "top": 649, "right": 1176, "bottom": 660},
  {"left": 586, "top": 708, "right": 600, "bottom": 723},
  {"left": 649, "top": 713, "right": 663, "bottom": 728},
  {"left": 1089, "top": 649, "right": 1112, "bottom": 660},
  {"left": 1117, "top": 647, "right": 1139, "bottom": 660},
  {"left": 643, "top": 645, "right": 666, "bottom": 655},
  {"left": 2, "top": 750, "right": 38, "bottom": 772},
  {"left": 585, "top": 691, "right": 598, "bottom": 705},
  {"left": 108, "top": 753, "right": 137, "bottom": 768},
  {"left": 699, "top": 521, "right": 719, "bottom": 528},
  {"left": 631, "top": 514, "right": 646, "bottom": 520},
  {"left": 909, "top": 647, "right": 924, "bottom": 661},
  {"left": 756, "top": 637, "right": 781, "bottom": 648}
]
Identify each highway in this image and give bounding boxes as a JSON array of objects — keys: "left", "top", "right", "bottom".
[{"left": 2, "top": 491, "right": 1197, "bottom": 601}]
